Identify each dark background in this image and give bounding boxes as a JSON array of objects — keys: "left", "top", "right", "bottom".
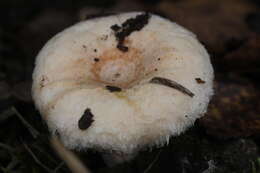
[{"left": 0, "top": 0, "right": 259, "bottom": 172}]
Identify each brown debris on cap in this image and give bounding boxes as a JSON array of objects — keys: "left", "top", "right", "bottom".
[
  {"left": 94, "top": 58, "right": 100, "bottom": 62},
  {"left": 78, "top": 108, "right": 94, "bottom": 130},
  {"left": 106, "top": 85, "right": 122, "bottom": 92},
  {"left": 195, "top": 78, "right": 206, "bottom": 84},
  {"left": 111, "top": 12, "right": 151, "bottom": 52}
]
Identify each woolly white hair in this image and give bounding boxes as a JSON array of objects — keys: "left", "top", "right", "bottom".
[{"left": 32, "top": 12, "right": 214, "bottom": 155}]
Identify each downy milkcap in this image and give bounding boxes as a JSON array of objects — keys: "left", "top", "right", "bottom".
[{"left": 32, "top": 12, "right": 214, "bottom": 162}]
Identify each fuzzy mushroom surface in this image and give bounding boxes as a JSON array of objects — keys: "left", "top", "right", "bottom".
[{"left": 32, "top": 12, "right": 214, "bottom": 162}]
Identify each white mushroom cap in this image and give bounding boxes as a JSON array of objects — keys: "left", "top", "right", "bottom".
[{"left": 32, "top": 12, "right": 214, "bottom": 155}]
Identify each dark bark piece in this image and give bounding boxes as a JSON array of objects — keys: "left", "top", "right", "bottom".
[
  {"left": 106, "top": 85, "right": 122, "bottom": 92},
  {"left": 111, "top": 12, "right": 151, "bottom": 52},
  {"left": 117, "top": 44, "right": 128, "bottom": 52},
  {"left": 111, "top": 24, "right": 121, "bottom": 31},
  {"left": 150, "top": 77, "right": 194, "bottom": 97},
  {"left": 78, "top": 108, "right": 94, "bottom": 130}
]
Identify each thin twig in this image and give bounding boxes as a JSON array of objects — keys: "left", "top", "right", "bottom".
[
  {"left": 6, "top": 158, "right": 20, "bottom": 171},
  {"left": 0, "top": 107, "right": 14, "bottom": 122},
  {"left": 0, "top": 167, "right": 9, "bottom": 173},
  {"left": 22, "top": 142, "right": 53, "bottom": 173},
  {"left": 150, "top": 77, "right": 194, "bottom": 97},
  {"left": 0, "top": 143, "right": 20, "bottom": 172},
  {"left": 12, "top": 106, "right": 40, "bottom": 139},
  {"left": 143, "top": 149, "right": 163, "bottom": 173},
  {"left": 50, "top": 136, "right": 91, "bottom": 173},
  {"left": 32, "top": 144, "right": 59, "bottom": 165},
  {"left": 0, "top": 142, "right": 15, "bottom": 152},
  {"left": 54, "top": 162, "right": 65, "bottom": 173}
]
